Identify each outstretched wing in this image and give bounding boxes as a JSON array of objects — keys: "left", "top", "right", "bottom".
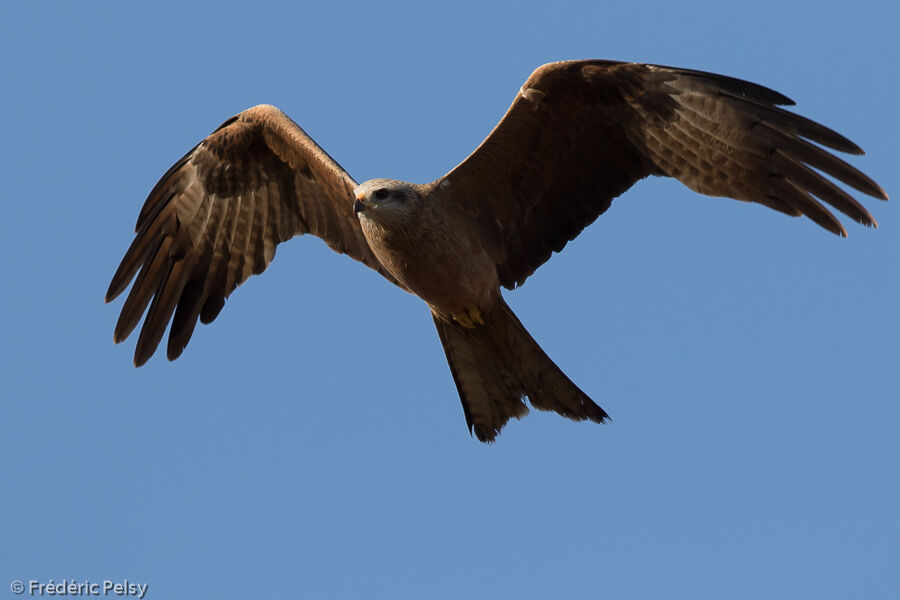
[
  {"left": 434, "top": 60, "right": 888, "bottom": 289},
  {"left": 106, "top": 104, "right": 398, "bottom": 366}
]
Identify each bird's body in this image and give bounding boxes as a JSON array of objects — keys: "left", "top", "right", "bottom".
[
  {"left": 106, "top": 60, "right": 887, "bottom": 442},
  {"left": 355, "top": 180, "right": 499, "bottom": 325},
  {"left": 353, "top": 179, "right": 602, "bottom": 441}
]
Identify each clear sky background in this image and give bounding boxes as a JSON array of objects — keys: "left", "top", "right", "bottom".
[{"left": 2, "top": 1, "right": 897, "bottom": 598}]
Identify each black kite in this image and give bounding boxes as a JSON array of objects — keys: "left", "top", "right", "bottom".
[{"left": 106, "top": 60, "right": 887, "bottom": 441}]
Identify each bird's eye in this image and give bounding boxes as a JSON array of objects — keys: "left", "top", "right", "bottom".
[{"left": 374, "top": 188, "right": 390, "bottom": 201}]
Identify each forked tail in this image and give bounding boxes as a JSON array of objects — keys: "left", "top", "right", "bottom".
[{"left": 433, "top": 298, "right": 609, "bottom": 442}]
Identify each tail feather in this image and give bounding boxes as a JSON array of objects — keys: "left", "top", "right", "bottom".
[{"left": 433, "top": 298, "right": 609, "bottom": 442}]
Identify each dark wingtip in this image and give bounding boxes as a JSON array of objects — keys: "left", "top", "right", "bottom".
[
  {"left": 585, "top": 399, "right": 611, "bottom": 424},
  {"left": 105, "top": 279, "right": 123, "bottom": 304},
  {"left": 804, "top": 126, "right": 865, "bottom": 155},
  {"left": 133, "top": 350, "right": 151, "bottom": 368},
  {"left": 167, "top": 340, "right": 186, "bottom": 362}
]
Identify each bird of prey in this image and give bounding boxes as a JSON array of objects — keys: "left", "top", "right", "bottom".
[{"left": 106, "top": 60, "right": 887, "bottom": 442}]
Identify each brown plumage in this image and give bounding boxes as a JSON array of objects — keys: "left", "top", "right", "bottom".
[{"left": 106, "top": 60, "right": 887, "bottom": 442}]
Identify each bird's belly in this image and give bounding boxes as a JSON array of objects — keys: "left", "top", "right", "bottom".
[
  {"left": 403, "top": 252, "right": 497, "bottom": 318},
  {"left": 363, "top": 219, "right": 498, "bottom": 319}
]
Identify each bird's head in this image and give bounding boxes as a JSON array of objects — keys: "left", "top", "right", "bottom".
[{"left": 353, "top": 179, "right": 419, "bottom": 221}]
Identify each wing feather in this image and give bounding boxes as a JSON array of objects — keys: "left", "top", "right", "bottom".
[
  {"left": 107, "top": 104, "right": 399, "bottom": 365},
  {"left": 434, "top": 60, "right": 887, "bottom": 288}
]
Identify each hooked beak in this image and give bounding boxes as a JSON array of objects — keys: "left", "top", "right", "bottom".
[{"left": 354, "top": 194, "right": 366, "bottom": 214}]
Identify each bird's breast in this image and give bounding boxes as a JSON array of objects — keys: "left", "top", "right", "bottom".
[{"left": 358, "top": 208, "right": 499, "bottom": 317}]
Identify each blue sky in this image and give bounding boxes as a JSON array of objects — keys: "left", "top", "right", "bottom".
[{"left": 2, "top": 1, "right": 897, "bottom": 598}]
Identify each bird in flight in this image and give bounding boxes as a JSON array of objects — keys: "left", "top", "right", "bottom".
[{"left": 106, "top": 60, "right": 887, "bottom": 442}]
